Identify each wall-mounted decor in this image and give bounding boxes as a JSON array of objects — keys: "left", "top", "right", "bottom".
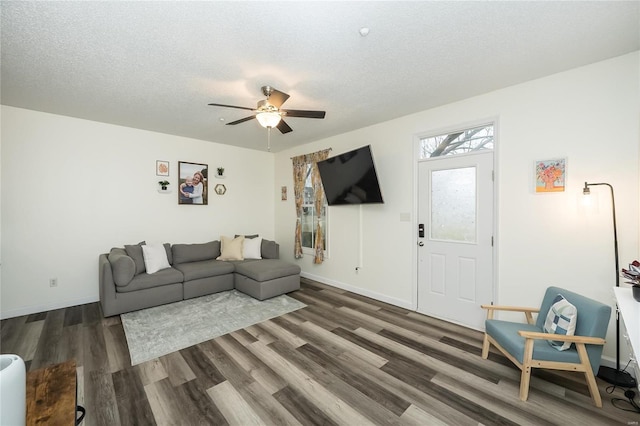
[
  {"left": 535, "top": 158, "right": 566, "bottom": 193},
  {"left": 216, "top": 167, "right": 225, "bottom": 178},
  {"left": 215, "top": 184, "right": 226, "bottom": 195},
  {"left": 178, "top": 161, "right": 208, "bottom": 205},
  {"left": 156, "top": 160, "right": 169, "bottom": 176},
  {"left": 281, "top": 186, "right": 287, "bottom": 201}
]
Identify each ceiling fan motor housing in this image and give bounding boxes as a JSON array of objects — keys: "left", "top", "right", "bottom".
[{"left": 257, "top": 99, "right": 279, "bottom": 113}]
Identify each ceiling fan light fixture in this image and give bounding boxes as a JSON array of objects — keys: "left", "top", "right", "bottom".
[{"left": 256, "top": 111, "right": 281, "bottom": 128}]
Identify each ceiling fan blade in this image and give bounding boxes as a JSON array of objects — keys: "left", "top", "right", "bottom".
[
  {"left": 267, "top": 89, "right": 290, "bottom": 108},
  {"left": 208, "top": 103, "right": 255, "bottom": 111},
  {"left": 226, "top": 115, "right": 256, "bottom": 125},
  {"left": 277, "top": 119, "right": 293, "bottom": 134},
  {"left": 282, "top": 109, "right": 326, "bottom": 119}
]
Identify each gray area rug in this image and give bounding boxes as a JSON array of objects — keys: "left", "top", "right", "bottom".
[{"left": 121, "top": 290, "right": 306, "bottom": 365}]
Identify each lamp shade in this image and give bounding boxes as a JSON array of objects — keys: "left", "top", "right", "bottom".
[{"left": 256, "top": 111, "right": 281, "bottom": 128}]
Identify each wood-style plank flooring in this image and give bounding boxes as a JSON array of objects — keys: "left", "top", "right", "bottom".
[{"left": 1, "top": 278, "right": 637, "bottom": 425}]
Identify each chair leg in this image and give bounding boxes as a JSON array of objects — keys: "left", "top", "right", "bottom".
[
  {"left": 519, "top": 366, "right": 532, "bottom": 401},
  {"left": 482, "top": 334, "right": 490, "bottom": 359},
  {"left": 576, "top": 343, "right": 603, "bottom": 408},
  {"left": 519, "top": 338, "right": 534, "bottom": 401}
]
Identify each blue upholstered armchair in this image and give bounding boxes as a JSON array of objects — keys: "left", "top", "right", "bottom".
[{"left": 481, "top": 286, "right": 611, "bottom": 407}]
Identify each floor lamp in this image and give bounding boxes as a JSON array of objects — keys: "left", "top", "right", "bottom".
[{"left": 582, "top": 182, "right": 637, "bottom": 388}]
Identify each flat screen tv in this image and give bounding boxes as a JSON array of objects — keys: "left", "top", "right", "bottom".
[{"left": 317, "top": 145, "right": 384, "bottom": 205}]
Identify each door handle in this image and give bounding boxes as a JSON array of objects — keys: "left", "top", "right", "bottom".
[{"left": 418, "top": 241, "right": 424, "bottom": 247}]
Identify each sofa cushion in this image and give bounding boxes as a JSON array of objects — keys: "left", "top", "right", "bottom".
[
  {"left": 116, "top": 267, "right": 184, "bottom": 293},
  {"left": 172, "top": 241, "right": 220, "bottom": 264},
  {"left": 142, "top": 243, "right": 171, "bottom": 274},
  {"left": 261, "top": 239, "right": 279, "bottom": 259},
  {"left": 235, "top": 259, "right": 301, "bottom": 282},
  {"left": 173, "top": 260, "right": 235, "bottom": 282},
  {"left": 217, "top": 235, "right": 245, "bottom": 261},
  {"left": 108, "top": 248, "right": 136, "bottom": 287},
  {"left": 125, "top": 241, "right": 146, "bottom": 275}
]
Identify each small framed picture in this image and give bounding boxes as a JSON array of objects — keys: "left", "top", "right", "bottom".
[
  {"left": 281, "top": 186, "right": 287, "bottom": 201},
  {"left": 156, "top": 160, "right": 169, "bottom": 176},
  {"left": 178, "top": 161, "right": 208, "bottom": 205},
  {"left": 535, "top": 158, "right": 566, "bottom": 193},
  {"left": 215, "top": 184, "right": 227, "bottom": 195}
]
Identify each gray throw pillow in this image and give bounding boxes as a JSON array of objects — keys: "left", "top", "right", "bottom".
[
  {"left": 124, "top": 241, "right": 146, "bottom": 275},
  {"left": 163, "top": 243, "right": 173, "bottom": 265},
  {"left": 108, "top": 248, "right": 135, "bottom": 286},
  {"left": 261, "top": 239, "right": 279, "bottom": 259}
]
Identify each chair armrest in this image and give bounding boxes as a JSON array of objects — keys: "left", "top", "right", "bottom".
[
  {"left": 481, "top": 305, "right": 540, "bottom": 324},
  {"left": 518, "top": 330, "right": 606, "bottom": 345},
  {"left": 481, "top": 305, "right": 540, "bottom": 313}
]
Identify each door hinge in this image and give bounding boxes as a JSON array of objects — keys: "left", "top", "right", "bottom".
[
  {"left": 491, "top": 236, "right": 494, "bottom": 247},
  {"left": 492, "top": 170, "right": 495, "bottom": 181}
]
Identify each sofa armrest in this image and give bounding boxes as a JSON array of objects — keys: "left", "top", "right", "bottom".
[{"left": 99, "top": 253, "right": 118, "bottom": 316}]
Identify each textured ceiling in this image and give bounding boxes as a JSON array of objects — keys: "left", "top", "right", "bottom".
[{"left": 2, "top": 1, "right": 638, "bottom": 152}]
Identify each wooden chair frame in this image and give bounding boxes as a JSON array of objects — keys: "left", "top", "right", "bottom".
[{"left": 481, "top": 304, "right": 606, "bottom": 407}]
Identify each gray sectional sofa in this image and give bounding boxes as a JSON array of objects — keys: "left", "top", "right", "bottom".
[{"left": 99, "top": 239, "right": 301, "bottom": 317}]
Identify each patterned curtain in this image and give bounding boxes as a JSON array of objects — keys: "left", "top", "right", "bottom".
[
  {"left": 311, "top": 161, "right": 326, "bottom": 263},
  {"left": 291, "top": 148, "right": 331, "bottom": 261}
]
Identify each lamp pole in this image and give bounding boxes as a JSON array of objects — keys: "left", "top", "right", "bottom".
[{"left": 583, "top": 182, "right": 636, "bottom": 388}]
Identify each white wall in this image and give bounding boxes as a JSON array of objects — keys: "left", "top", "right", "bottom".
[
  {"left": 0, "top": 107, "right": 275, "bottom": 318},
  {"left": 274, "top": 52, "right": 640, "bottom": 363}
]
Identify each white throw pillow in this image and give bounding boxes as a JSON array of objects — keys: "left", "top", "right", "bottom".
[
  {"left": 217, "top": 235, "right": 244, "bottom": 261},
  {"left": 543, "top": 294, "right": 578, "bottom": 351},
  {"left": 243, "top": 237, "right": 263, "bottom": 259},
  {"left": 141, "top": 243, "right": 171, "bottom": 274}
]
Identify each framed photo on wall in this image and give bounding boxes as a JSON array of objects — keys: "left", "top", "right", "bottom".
[
  {"left": 156, "top": 160, "right": 169, "bottom": 176},
  {"left": 178, "top": 161, "right": 208, "bottom": 205},
  {"left": 535, "top": 158, "right": 566, "bottom": 193}
]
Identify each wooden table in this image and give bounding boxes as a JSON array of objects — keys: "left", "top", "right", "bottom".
[{"left": 26, "top": 360, "right": 77, "bottom": 425}]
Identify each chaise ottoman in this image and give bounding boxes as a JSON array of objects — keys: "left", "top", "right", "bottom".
[{"left": 234, "top": 259, "right": 301, "bottom": 300}]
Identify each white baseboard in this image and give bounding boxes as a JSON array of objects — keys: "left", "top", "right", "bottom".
[
  {"left": 300, "top": 272, "right": 413, "bottom": 310},
  {"left": 0, "top": 295, "right": 99, "bottom": 320}
]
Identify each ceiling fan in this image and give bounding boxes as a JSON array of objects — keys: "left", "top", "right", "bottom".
[{"left": 208, "top": 85, "right": 326, "bottom": 134}]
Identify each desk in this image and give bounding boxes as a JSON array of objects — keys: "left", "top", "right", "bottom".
[
  {"left": 614, "top": 287, "right": 640, "bottom": 391},
  {"left": 26, "top": 360, "right": 77, "bottom": 425}
]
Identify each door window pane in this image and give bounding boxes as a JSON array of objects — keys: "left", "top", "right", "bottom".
[
  {"left": 420, "top": 124, "right": 493, "bottom": 159},
  {"left": 430, "top": 167, "right": 476, "bottom": 243}
]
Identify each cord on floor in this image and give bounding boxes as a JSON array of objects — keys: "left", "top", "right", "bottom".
[{"left": 604, "top": 360, "right": 640, "bottom": 413}]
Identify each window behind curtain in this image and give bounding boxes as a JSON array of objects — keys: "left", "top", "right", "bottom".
[{"left": 301, "top": 164, "right": 327, "bottom": 254}]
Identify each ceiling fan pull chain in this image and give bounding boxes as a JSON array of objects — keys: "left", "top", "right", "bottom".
[{"left": 267, "top": 127, "right": 271, "bottom": 152}]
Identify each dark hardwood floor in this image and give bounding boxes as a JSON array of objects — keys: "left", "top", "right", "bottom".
[{"left": 2, "top": 278, "right": 637, "bottom": 425}]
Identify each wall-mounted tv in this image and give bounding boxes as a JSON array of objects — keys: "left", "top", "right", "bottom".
[{"left": 317, "top": 145, "right": 384, "bottom": 206}]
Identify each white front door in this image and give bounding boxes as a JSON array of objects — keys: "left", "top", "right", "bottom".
[{"left": 417, "top": 151, "right": 494, "bottom": 330}]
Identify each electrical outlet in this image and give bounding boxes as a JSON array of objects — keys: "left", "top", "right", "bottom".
[{"left": 49, "top": 278, "right": 58, "bottom": 287}]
